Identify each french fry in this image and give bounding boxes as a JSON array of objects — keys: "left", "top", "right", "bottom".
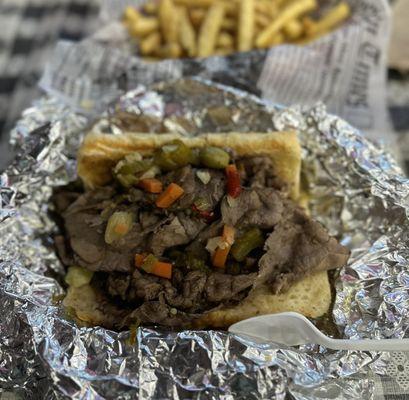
[
  {"left": 221, "top": 17, "right": 236, "bottom": 31},
  {"left": 253, "top": 32, "right": 285, "bottom": 48},
  {"left": 255, "top": 1, "right": 270, "bottom": 15},
  {"left": 275, "top": 0, "right": 292, "bottom": 7},
  {"left": 174, "top": 0, "right": 214, "bottom": 6},
  {"left": 189, "top": 8, "right": 206, "bottom": 27},
  {"left": 157, "top": 42, "right": 183, "bottom": 58},
  {"left": 129, "top": 17, "right": 159, "bottom": 37},
  {"left": 217, "top": 32, "right": 234, "bottom": 48},
  {"left": 256, "top": 0, "right": 317, "bottom": 48},
  {"left": 293, "top": 35, "right": 314, "bottom": 45},
  {"left": 238, "top": 0, "right": 255, "bottom": 52},
  {"left": 159, "top": 0, "right": 179, "bottom": 44},
  {"left": 302, "top": 16, "right": 315, "bottom": 31},
  {"left": 270, "top": 32, "right": 284, "bottom": 46},
  {"left": 123, "top": 6, "right": 140, "bottom": 23},
  {"left": 139, "top": 31, "right": 161, "bottom": 55},
  {"left": 174, "top": 0, "right": 237, "bottom": 14},
  {"left": 178, "top": 6, "right": 197, "bottom": 56},
  {"left": 197, "top": 2, "right": 225, "bottom": 57},
  {"left": 283, "top": 19, "right": 303, "bottom": 40},
  {"left": 143, "top": 2, "right": 159, "bottom": 14},
  {"left": 214, "top": 47, "right": 235, "bottom": 56},
  {"left": 269, "top": 2, "right": 279, "bottom": 18},
  {"left": 223, "top": 1, "right": 238, "bottom": 17},
  {"left": 305, "top": 2, "right": 350, "bottom": 37},
  {"left": 255, "top": 13, "right": 271, "bottom": 29},
  {"left": 123, "top": 0, "right": 349, "bottom": 59},
  {"left": 190, "top": 7, "right": 235, "bottom": 30}
]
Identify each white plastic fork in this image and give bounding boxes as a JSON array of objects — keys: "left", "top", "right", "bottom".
[{"left": 228, "top": 312, "right": 409, "bottom": 351}]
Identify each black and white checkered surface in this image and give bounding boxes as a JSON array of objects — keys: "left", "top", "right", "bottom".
[
  {"left": 1, "top": 1, "right": 409, "bottom": 399},
  {"left": 0, "top": 0, "right": 98, "bottom": 168}
]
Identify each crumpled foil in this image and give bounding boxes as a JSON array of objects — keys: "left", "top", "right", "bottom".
[{"left": 1, "top": 78, "right": 408, "bottom": 399}]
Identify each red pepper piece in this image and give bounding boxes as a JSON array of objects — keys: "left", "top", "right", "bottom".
[{"left": 225, "top": 164, "right": 242, "bottom": 198}]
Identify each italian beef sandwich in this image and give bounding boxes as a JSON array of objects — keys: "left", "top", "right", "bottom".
[{"left": 53, "top": 131, "right": 350, "bottom": 329}]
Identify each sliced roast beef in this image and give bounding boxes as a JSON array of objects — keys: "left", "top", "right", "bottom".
[
  {"left": 106, "top": 267, "right": 257, "bottom": 315},
  {"left": 53, "top": 191, "right": 81, "bottom": 214},
  {"left": 205, "top": 272, "right": 256, "bottom": 303},
  {"left": 129, "top": 269, "right": 164, "bottom": 301},
  {"left": 54, "top": 234, "right": 74, "bottom": 266},
  {"left": 65, "top": 209, "right": 144, "bottom": 272},
  {"left": 107, "top": 273, "right": 131, "bottom": 300},
  {"left": 139, "top": 210, "right": 161, "bottom": 230},
  {"left": 194, "top": 169, "right": 226, "bottom": 210},
  {"left": 164, "top": 166, "right": 226, "bottom": 211},
  {"left": 221, "top": 188, "right": 283, "bottom": 229},
  {"left": 177, "top": 212, "right": 207, "bottom": 239},
  {"left": 164, "top": 270, "right": 208, "bottom": 310},
  {"left": 257, "top": 207, "right": 350, "bottom": 293},
  {"left": 121, "top": 301, "right": 195, "bottom": 328},
  {"left": 65, "top": 212, "right": 106, "bottom": 264},
  {"left": 149, "top": 213, "right": 210, "bottom": 254},
  {"left": 149, "top": 216, "right": 191, "bottom": 256},
  {"left": 239, "top": 156, "right": 287, "bottom": 191},
  {"left": 75, "top": 250, "right": 133, "bottom": 273},
  {"left": 64, "top": 187, "right": 116, "bottom": 215}
]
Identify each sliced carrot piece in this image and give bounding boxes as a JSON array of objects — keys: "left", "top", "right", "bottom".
[
  {"left": 155, "top": 183, "right": 184, "bottom": 208},
  {"left": 212, "top": 225, "right": 235, "bottom": 268},
  {"left": 152, "top": 261, "right": 173, "bottom": 279},
  {"left": 135, "top": 253, "right": 147, "bottom": 267},
  {"left": 135, "top": 254, "right": 172, "bottom": 279},
  {"left": 212, "top": 247, "right": 230, "bottom": 268},
  {"left": 138, "top": 178, "right": 163, "bottom": 193},
  {"left": 114, "top": 223, "right": 130, "bottom": 235}
]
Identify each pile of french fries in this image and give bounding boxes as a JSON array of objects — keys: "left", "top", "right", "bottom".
[{"left": 123, "top": 0, "right": 350, "bottom": 60}]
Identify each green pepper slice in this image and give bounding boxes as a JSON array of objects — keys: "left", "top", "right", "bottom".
[
  {"left": 154, "top": 140, "right": 193, "bottom": 171},
  {"left": 113, "top": 153, "right": 152, "bottom": 188},
  {"left": 199, "top": 147, "right": 230, "bottom": 169},
  {"left": 231, "top": 228, "right": 264, "bottom": 262}
]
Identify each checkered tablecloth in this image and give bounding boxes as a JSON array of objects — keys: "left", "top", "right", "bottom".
[
  {"left": 0, "top": 0, "right": 99, "bottom": 168},
  {"left": 0, "top": 1, "right": 409, "bottom": 399}
]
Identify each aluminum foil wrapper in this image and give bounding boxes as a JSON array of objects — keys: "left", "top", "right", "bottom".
[{"left": 1, "top": 79, "right": 407, "bottom": 399}]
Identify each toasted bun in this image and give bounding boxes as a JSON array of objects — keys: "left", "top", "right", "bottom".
[
  {"left": 194, "top": 271, "right": 331, "bottom": 328},
  {"left": 67, "top": 130, "right": 332, "bottom": 329},
  {"left": 63, "top": 284, "right": 106, "bottom": 326},
  {"left": 63, "top": 284, "right": 126, "bottom": 329},
  {"left": 77, "top": 131, "right": 301, "bottom": 199},
  {"left": 64, "top": 271, "right": 331, "bottom": 329}
]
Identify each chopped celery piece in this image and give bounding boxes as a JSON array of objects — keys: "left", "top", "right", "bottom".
[
  {"left": 199, "top": 147, "right": 230, "bottom": 169},
  {"left": 231, "top": 228, "right": 264, "bottom": 262},
  {"left": 105, "top": 211, "right": 134, "bottom": 244},
  {"left": 154, "top": 140, "right": 193, "bottom": 171},
  {"left": 113, "top": 153, "right": 151, "bottom": 188}
]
